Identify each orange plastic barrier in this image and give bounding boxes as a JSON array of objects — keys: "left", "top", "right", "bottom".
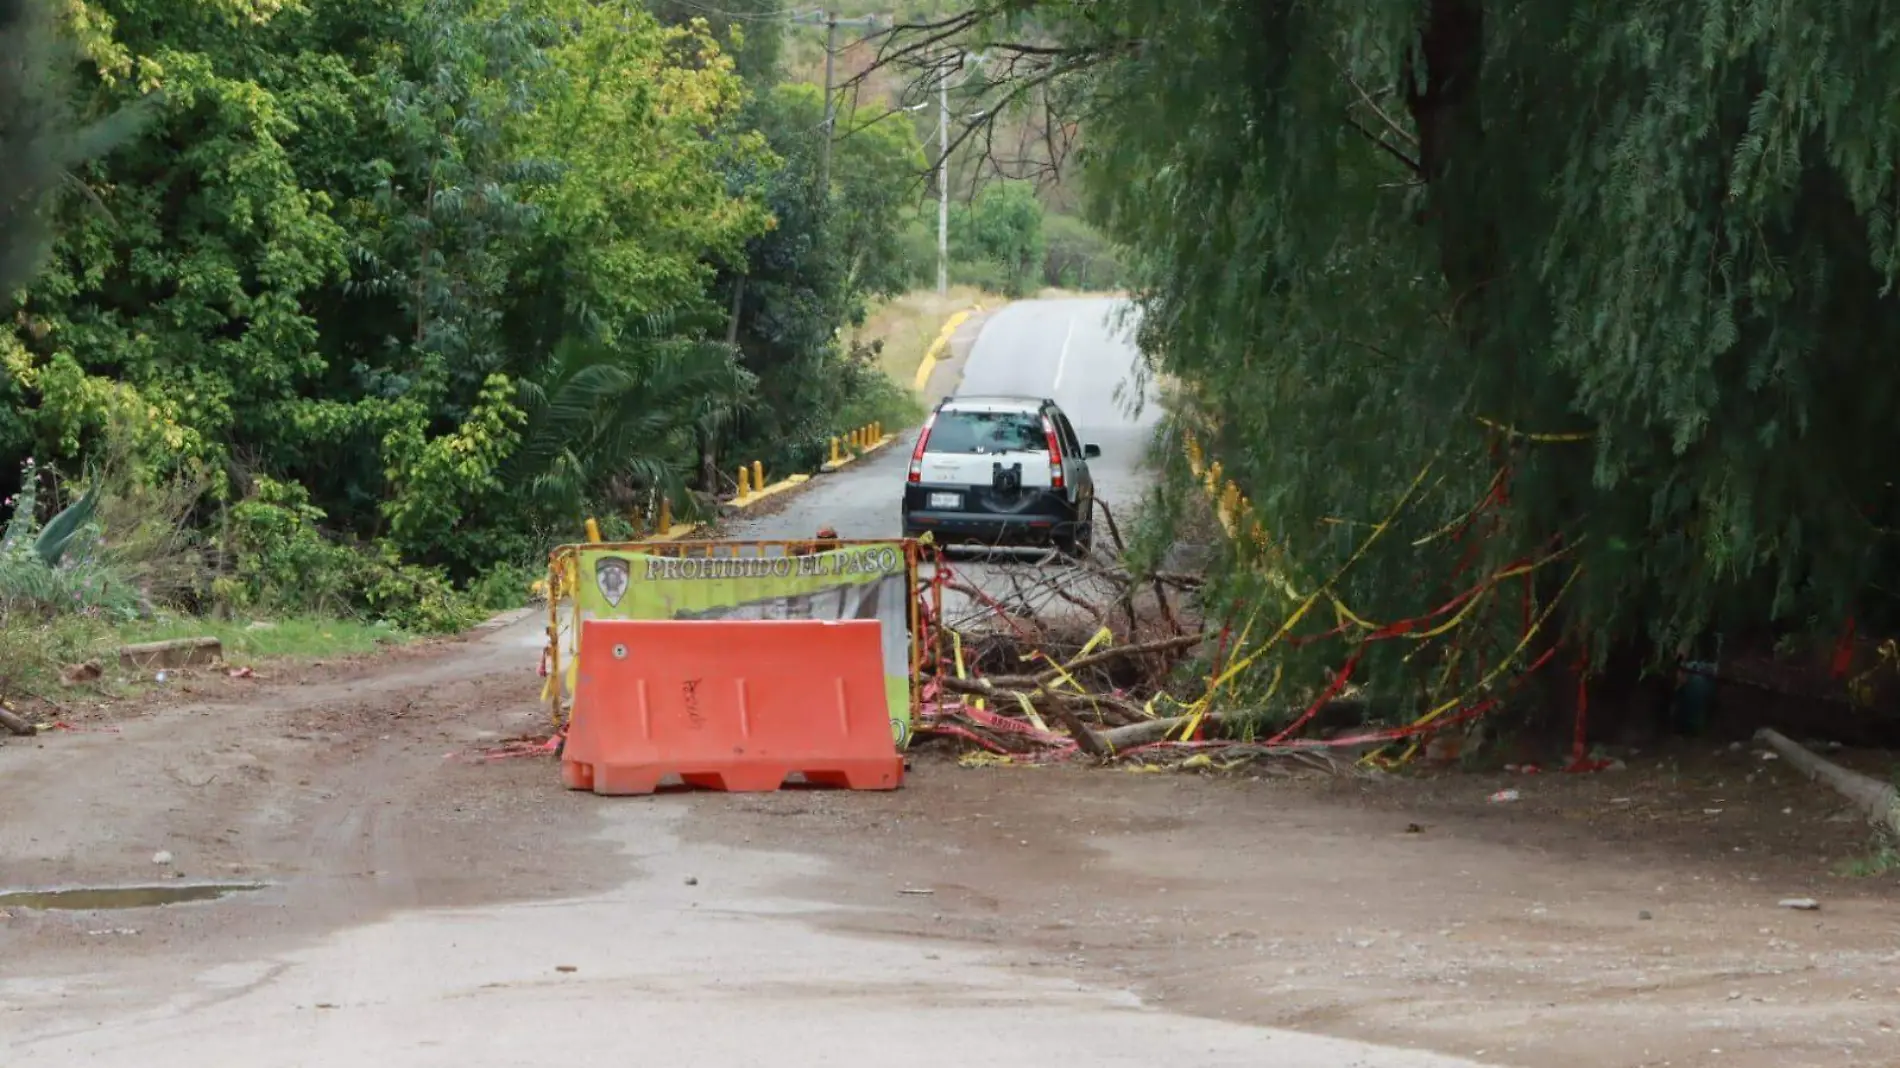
[{"left": 562, "top": 618, "right": 904, "bottom": 795}]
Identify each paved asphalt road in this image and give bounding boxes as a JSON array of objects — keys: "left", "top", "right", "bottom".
[
  {"left": 727, "top": 296, "right": 1159, "bottom": 626},
  {"left": 727, "top": 296, "right": 1158, "bottom": 549},
  {"left": 3, "top": 298, "right": 1494, "bottom": 1068},
  {"left": 6, "top": 742, "right": 1488, "bottom": 1068}
]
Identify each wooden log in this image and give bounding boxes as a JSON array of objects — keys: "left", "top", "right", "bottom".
[
  {"left": 1093, "top": 698, "right": 1372, "bottom": 752},
  {"left": 0, "top": 704, "right": 34, "bottom": 736},
  {"left": 1755, "top": 727, "right": 1900, "bottom": 839},
  {"left": 1097, "top": 712, "right": 1227, "bottom": 751},
  {"left": 118, "top": 636, "right": 223, "bottom": 670}
]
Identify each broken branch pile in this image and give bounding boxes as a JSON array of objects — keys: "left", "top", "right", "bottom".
[{"left": 914, "top": 501, "right": 1367, "bottom": 773}]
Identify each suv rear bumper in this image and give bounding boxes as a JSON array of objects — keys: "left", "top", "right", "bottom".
[{"left": 902, "top": 483, "right": 1081, "bottom": 546}]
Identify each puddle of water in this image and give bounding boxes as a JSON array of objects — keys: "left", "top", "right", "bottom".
[{"left": 0, "top": 882, "right": 266, "bottom": 911}]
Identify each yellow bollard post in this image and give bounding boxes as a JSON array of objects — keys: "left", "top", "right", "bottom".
[
  {"left": 658, "top": 497, "right": 672, "bottom": 535},
  {"left": 871, "top": 421, "right": 880, "bottom": 441},
  {"left": 752, "top": 460, "right": 765, "bottom": 492},
  {"left": 737, "top": 466, "right": 752, "bottom": 497},
  {"left": 830, "top": 437, "right": 842, "bottom": 465},
  {"left": 585, "top": 517, "right": 602, "bottom": 543}
]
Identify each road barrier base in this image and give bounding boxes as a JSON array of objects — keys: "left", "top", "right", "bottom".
[
  {"left": 561, "top": 617, "right": 904, "bottom": 796},
  {"left": 561, "top": 759, "right": 899, "bottom": 795}
]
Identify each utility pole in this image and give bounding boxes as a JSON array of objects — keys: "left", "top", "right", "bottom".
[
  {"left": 933, "top": 51, "right": 985, "bottom": 295},
  {"left": 937, "top": 52, "right": 949, "bottom": 296},
  {"left": 791, "top": 10, "right": 884, "bottom": 198},
  {"left": 821, "top": 15, "right": 838, "bottom": 191}
]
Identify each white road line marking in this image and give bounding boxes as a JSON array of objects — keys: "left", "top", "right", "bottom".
[{"left": 1052, "top": 318, "right": 1076, "bottom": 392}]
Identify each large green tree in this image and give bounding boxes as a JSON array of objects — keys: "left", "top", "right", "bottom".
[
  {"left": 8, "top": 0, "right": 774, "bottom": 578},
  {"left": 892, "top": 1, "right": 1900, "bottom": 711},
  {"left": 717, "top": 83, "right": 927, "bottom": 479}
]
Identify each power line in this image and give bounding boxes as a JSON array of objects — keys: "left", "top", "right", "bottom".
[{"left": 659, "top": 0, "right": 817, "bottom": 23}]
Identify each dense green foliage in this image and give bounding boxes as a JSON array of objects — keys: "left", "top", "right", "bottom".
[
  {"left": 710, "top": 82, "right": 927, "bottom": 477},
  {"left": 1040, "top": 213, "right": 1128, "bottom": 290},
  {"left": 946, "top": 182, "right": 1045, "bottom": 296},
  {"left": 893, "top": 186, "right": 1122, "bottom": 296},
  {"left": 920, "top": 0, "right": 1900, "bottom": 713},
  {"left": 1, "top": 0, "right": 927, "bottom": 632}
]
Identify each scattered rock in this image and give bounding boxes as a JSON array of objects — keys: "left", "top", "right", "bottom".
[
  {"left": 1639, "top": 910, "right": 1653, "bottom": 921},
  {"left": 555, "top": 965, "right": 578, "bottom": 974},
  {"left": 1404, "top": 823, "right": 1424, "bottom": 834},
  {"left": 1778, "top": 898, "right": 1821, "bottom": 911},
  {"left": 152, "top": 850, "right": 174, "bottom": 866},
  {"left": 899, "top": 887, "right": 935, "bottom": 896},
  {"left": 683, "top": 876, "right": 698, "bottom": 886}
]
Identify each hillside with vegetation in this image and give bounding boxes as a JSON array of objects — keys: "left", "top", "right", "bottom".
[
  {"left": 0, "top": 0, "right": 956, "bottom": 677},
  {"left": 671, "top": 0, "right": 1128, "bottom": 296}
]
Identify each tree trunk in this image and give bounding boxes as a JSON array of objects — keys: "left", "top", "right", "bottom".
[{"left": 1756, "top": 728, "right": 1900, "bottom": 839}]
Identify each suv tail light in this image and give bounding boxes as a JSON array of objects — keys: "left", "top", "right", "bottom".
[
  {"left": 908, "top": 412, "right": 937, "bottom": 483},
  {"left": 1041, "top": 415, "right": 1065, "bottom": 489}
]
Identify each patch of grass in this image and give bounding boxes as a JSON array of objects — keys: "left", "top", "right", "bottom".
[
  {"left": 852, "top": 285, "right": 994, "bottom": 389},
  {"left": 117, "top": 615, "right": 410, "bottom": 662},
  {"left": 0, "top": 612, "right": 117, "bottom": 697},
  {"left": 1835, "top": 839, "right": 1900, "bottom": 878},
  {"left": 837, "top": 373, "right": 926, "bottom": 442},
  {"left": 0, "top": 613, "right": 411, "bottom": 706}
]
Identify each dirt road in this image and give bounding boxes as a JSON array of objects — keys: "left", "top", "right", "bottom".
[
  {"left": 2, "top": 615, "right": 1897, "bottom": 1067},
  {"left": 5, "top": 299, "right": 1897, "bottom": 1064}
]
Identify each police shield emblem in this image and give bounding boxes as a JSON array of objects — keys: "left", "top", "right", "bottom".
[{"left": 593, "top": 556, "right": 630, "bottom": 608}]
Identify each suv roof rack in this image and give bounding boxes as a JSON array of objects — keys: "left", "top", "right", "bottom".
[{"left": 939, "top": 394, "right": 1052, "bottom": 410}]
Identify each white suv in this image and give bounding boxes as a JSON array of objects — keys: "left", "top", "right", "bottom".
[{"left": 901, "top": 395, "right": 1099, "bottom": 554}]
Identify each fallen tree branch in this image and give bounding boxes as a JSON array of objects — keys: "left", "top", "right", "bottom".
[
  {"left": 1024, "top": 631, "right": 1205, "bottom": 684},
  {"left": 1043, "top": 701, "right": 1106, "bottom": 757},
  {"left": 935, "top": 674, "right": 1149, "bottom": 727},
  {"left": 1756, "top": 727, "right": 1900, "bottom": 839},
  {"left": 929, "top": 632, "right": 1204, "bottom": 692},
  {"left": 1094, "top": 698, "right": 1375, "bottom": 751},
  {"left": 1097, "top": 711, "right": 1227, "bottom": 750},
  {"left": 0, "top": 704, "right": 35, "bottom": 736}
]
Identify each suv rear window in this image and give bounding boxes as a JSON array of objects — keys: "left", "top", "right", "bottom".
[{"left": 927, "top": 409, "right": 1047, "bottom": 455}]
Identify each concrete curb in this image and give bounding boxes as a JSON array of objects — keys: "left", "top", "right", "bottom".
[
  {"left": 817, "top": 433, "right": 900, "bottom": 474},
  {"left": 912, "top": 303, "right": 983, "bottom": 394},
  {"left": 641, "top": 521, "right": 702, "bottom": 542},
  {"left": 723, "top": 473, "right": 812, "bottom": 514}
]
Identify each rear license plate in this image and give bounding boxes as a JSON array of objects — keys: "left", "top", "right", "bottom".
[{"left": 928, "top": 492, "right": 961, "bottom": 509}]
